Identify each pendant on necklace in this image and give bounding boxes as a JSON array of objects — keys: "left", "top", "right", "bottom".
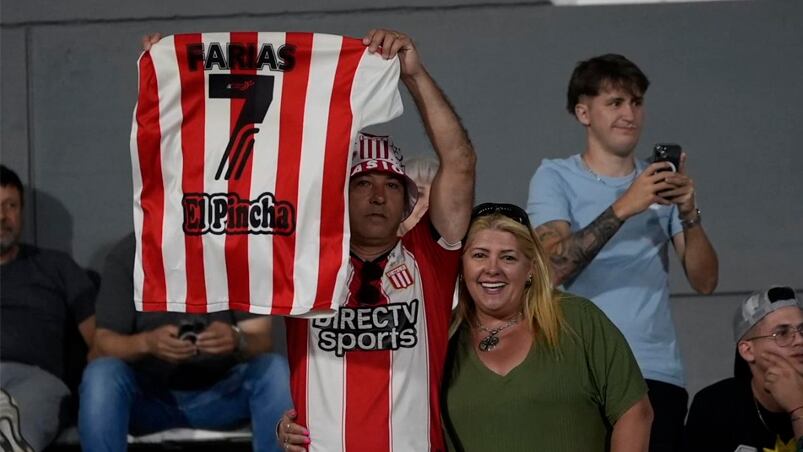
[
  {"left": 475, "top": 312, "right": 523, "bottom": 352},
  {"left": 478, "top": 333, "right": 500, "bottom": 352}
]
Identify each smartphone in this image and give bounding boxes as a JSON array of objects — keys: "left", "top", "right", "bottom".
[
  {"left": 652, "top": 143, "right": 682, "bottom": 173},
  {"left": 178, "top": 320, "right": 206, "bottom": 344}
]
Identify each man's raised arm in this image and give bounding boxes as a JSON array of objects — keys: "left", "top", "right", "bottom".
[{"left": 363, "top": 29, "right": 476, "bottom": 244}]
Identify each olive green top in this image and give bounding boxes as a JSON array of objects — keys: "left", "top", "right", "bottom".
[{"left": 443, "top": 295, "right": 647, "bottom": 452}]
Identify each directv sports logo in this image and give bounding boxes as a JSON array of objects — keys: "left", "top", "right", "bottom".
[{"left": 313, "top": 300, "right": 420, "bottom": 357}]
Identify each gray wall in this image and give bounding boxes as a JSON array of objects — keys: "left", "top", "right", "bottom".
[{"left": 2, "top": 0, "right": 801, "bottom": 400}]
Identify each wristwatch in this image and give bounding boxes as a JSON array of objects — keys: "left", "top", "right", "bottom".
[
  {"left": 681, "top": 208, "right": 702, "bottom": 229},
  {"left": 231, "top": 325, "right": 247, "bottom": 353}
]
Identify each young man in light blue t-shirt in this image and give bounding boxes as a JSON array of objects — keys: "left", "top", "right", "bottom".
[{"left": 526, "top": 54, "right": 719, "bottom": 452}]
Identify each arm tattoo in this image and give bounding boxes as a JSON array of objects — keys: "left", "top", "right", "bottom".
[{"left": 540, "top": 206, "right": 624, "bottom": 285}]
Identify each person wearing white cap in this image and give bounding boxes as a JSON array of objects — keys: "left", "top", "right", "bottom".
[
  {"left": 277, "top": 29, "right": 476, "bottom": 452},
  {"left": 685, "top": 286, "right": 803, "bottom": 451}
]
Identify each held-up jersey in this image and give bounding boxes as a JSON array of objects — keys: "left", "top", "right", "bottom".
[
  {"left": 130, "top": 32, "right": 402, "bottom": 315},
  {"left": 285, "top": 215, "right": 461, "bottom": 452}
]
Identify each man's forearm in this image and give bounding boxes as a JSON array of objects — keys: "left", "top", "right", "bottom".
[
  {"left": 94, "top": 329, "right": 150, "bottom": 362},
  {"left": 403, "top": 67, "right": 475, "bottom": 242},
  {"left": 679, "top": 223, "right": 718, "bottom": 294},
  {"left": 402, "top": 69, "right": 474, "bottom": 170},
  {"left": 537, "top": 207, "right": 623, "bottom": 285},
  {"left": 237, "top": 329, "right": 272, "bottom": 360},
  {"left": 233, "top": 317, "right": 274, "bottom": 360}
]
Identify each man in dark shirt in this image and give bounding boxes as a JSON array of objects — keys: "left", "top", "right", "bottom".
[
  {"left": 685, "top": 286, "right": 803, "bottom": 451},
  {"left": 0, "top": 164, "right": 96, "bottom": 451},
  {"left": 79, "top": 233, "right": 292, "bottom": 452}
]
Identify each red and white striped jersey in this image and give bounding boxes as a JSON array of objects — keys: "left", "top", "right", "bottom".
[
  {"left": 286, "top": 215, "right": 461, "bottom": 452},
  {"left": 130, "top": 32, "right": 402, "bottom": 315}
]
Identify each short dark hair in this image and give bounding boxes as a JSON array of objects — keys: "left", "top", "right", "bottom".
[
  {"left": 566, "top": 53, "right": 650, "bottom": 115},
  {"left": 0, "top": 164, "right": 24, "bottom": 205}
]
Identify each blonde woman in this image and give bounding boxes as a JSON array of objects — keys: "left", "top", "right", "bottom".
[{"left": 443, "top": 203, "right": 653, "bottom": 452}]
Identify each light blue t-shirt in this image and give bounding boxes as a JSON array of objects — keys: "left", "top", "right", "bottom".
[{"left": 526, "top": 154, "right": 685, "bottom": 387}]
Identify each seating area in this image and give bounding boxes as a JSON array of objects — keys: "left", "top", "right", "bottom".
[
  {"left": 43, "top": 272, "right": 287, "bottom": 451},
  {"left": 50, "top": 427, "right": 253, "bottom": 451}
]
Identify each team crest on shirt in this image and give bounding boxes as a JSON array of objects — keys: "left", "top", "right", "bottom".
[{"left": 386, "top": 264, "right": 414, "bottom": 289}]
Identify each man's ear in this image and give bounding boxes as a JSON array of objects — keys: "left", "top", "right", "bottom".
[
  {"left": 737, "top": 340, "right": 756, "bottom": 363},
  {"left": 574, "top": 102, "right": 590, "bottom": 126}
]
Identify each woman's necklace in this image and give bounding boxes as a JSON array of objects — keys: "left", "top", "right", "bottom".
[{"left": 475, "top": 313, "right": 523, "bottom": 352}]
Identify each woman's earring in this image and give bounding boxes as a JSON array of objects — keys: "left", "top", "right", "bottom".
[{"left": 526, "top": 274, "right": 533, "bottom": 287}]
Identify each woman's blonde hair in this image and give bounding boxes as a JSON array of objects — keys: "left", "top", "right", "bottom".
[{"left": 450, "top": 213, "right": 565, "bottom": 349}]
